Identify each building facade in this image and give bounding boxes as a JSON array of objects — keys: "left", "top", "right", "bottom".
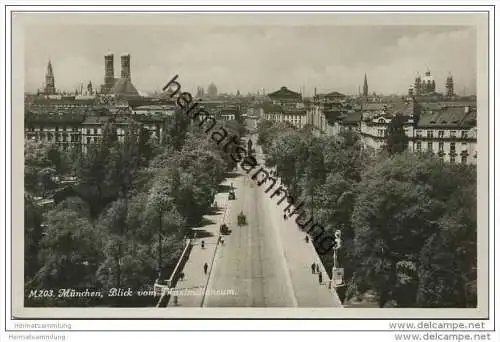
[
  {"left": 25, "top": 109, "right": 167, "bottom": 153},
  {"left": 408, "top": 106, "right": 477, "bottom": 164}
]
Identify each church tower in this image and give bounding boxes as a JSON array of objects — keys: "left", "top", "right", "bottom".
[
  {"left": 414, "top": 73, "right": 422, "bottom": 97},
  {"left": 446, "top": 73, "right": 454, "bottom": 97},
  {"left": 362, "top": 73, "right": 368, "bottom": 97},
  {"left": 44, "top": 60, "right": 56, "bottom": 95}
]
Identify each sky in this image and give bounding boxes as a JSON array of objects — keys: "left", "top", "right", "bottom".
[{"left": 24, "top": 25, "right": 477, "bottom": 96}]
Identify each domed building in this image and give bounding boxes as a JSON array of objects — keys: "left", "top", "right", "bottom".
[
  {"left": 207, "top": 82, "right": 218, "bottom": 98},
  {"left": 413, "top": 69, "right": 437, "bottom": 96},
  {"left": 421, "top": 69, "right": 436, "bottom": 94}
]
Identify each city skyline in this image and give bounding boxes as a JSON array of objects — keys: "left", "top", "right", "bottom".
[{"left": 25, "top": 25, "right": 476, "bottom": 96}]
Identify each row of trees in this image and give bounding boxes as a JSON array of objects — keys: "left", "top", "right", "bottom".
[
  {"left": 25, "top": 113, "right": 244, "bottom": 306},
  {"left": 257, "top": 119, "right": 477, "bottom": 308}
]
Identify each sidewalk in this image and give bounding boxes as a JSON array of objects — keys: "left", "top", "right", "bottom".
[
  {"left": 256, "top": 144, "right": 343, "bottom": 307},
  {"left": 166, "top": 179, "right": 231, "bottom": 307}
]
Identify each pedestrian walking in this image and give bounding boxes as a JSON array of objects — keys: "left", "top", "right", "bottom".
[
  {"left": 316, "top": 263, "right": 320, "bottom": 273},
  {"left": 318, "top": 271, "right": 323, "bottom": 284},
  {"left": 283, "top": 213, "right": 288, "bottom": 220},
  {"left": 179, "top": 272, "right": 185, "bottom": 281},
  {"left": 203, "top": 262, "right": 208, "bottom": 275},
  {"left": 305, "top": 235, "right": 309, "bottom": 243},
  {"left": 201, "top": 240, "right": 205, "bottom": 249},
  {"left": 311, "top": 263, "right": 316, "bottom": 274}
]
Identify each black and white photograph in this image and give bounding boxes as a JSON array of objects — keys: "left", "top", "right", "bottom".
[{"left": 5, "top": 6, "right": 494, "bottom": 336}]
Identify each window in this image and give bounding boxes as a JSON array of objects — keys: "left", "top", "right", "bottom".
[
  {"left": 450, "top": 142, "right": 456, "bottom": 153},
  {"left": 461, "top": 155, "right": 468, "bottom": 164},
  {"left": 439, "top": 142, "right": 444, "bottom": 151},
  {"left": 450, "top": 131, "right": 456, "bottom": 138},
  {"left": 450, "top": 156, "right": 455, "bottom": 164},
  {"left": 427, "top": 142, "right": 433, "bottom": 152},
  {"left": 86, "top": 137, "right": 91, "bottom": 145},
  {"left": 461, "top": 131, "right": 468, "bottom": 139},
  {"left": 416, "top": 130, "right": 422, "bottom": 138},
  {"left": 86, "top": 128, "right": 91, "bottom": 135},
  {"left": 427, "top": 130, "right": 433, "bottom": 139},
  {"left": 438, "top": 130, "right": 444, "bottom": 138},
  {"left": 416, "top": 141, "right": 422, "bottom": 151}
]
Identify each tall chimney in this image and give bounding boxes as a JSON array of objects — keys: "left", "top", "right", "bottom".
[
  {"left": 104, "top": 52, "right": 114, "bottom": 91},
  {"left": 121, "top": 53, "right": 131, "bottom": 80}
]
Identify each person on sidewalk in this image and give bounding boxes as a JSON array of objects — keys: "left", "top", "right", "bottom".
[
  {"left": 311, "top": 263, "right": 316, "bottom": 274},
  {"left": 203, "top": 262, "right": 208, "bottom": 275},
  {"left": 318, "top": 271, "right": 323, "bottom": 285},
  {"left": 305, "top": 235, "right": 309, "bottom": 243}
]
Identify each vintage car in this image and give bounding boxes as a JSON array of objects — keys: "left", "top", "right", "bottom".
[
  {"left": 237, "top": 211, "right": 247, "bottom": 226},
  {"left": 220, "top": 223, "right": 229, "bottom": 235}
]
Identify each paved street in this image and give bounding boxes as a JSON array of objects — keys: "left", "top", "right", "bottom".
[
  {"left": 203, "top": 168, "right": 297, "bottom": 307},
  {"left": 166, "top": 122, "right": 342, "bottom": 308},
  {"left": 203, "top": 135, "right": 342, "bottom": 307}
]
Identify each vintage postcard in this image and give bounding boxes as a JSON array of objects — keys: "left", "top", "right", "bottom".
[{"left": 10, "top": 10, "right": 490, "bottom": 321}]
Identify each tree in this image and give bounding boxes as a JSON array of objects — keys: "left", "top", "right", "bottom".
[
  {"left": 33, "top": 208, "right": 101, "bottom": 291},
  {"left": 417, "top": 179, "right": 476, "bottom": 307},
  {"left": 351, "top": 153, "right": 446, "bottom": 307},
  {"left": 144, "top": 176, "right": 185, "bottom": 279},
  {"left": 95, "top": 198, "right": 128, "bottom": 290},
  {"left": 164, "top": 109, "right": 190, "bottom": 150},
  {"left": 24, "top": 139, "right": 58, "bottom": 195},
  {"left": 24, "top": 195, "right": 44, "bottom": 281},
  {"left": 385, "top": 114, "right": 409, "bottom": 155}
]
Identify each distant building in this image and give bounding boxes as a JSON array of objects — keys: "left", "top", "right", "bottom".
[
  {"left": 360, "top": 100, "right": 420, "bottom": 150},
  {"left": 267, "top": 86, "right": 302, "bottom": 107},
  {"left": 362, "top": 73, "right": 368, "bottom": 97},
  {"left": 196, "top": 86, "right": 205, "bottom": 98},
  {"left": 262, "top": 102, "right": 307, "bottom": 129},
  {"left": 420, "top": 69, "right": 436, "bottom": 95},
  {"left": 446, "top": 73, "right": 455, "bottom": 98},
  {"left": 100, "top": 52, "right": 140, "bottom": 98},
  {"left": 45, "top": 60, "right": 56, "bottom": 95},
  {"left": 409, "top": 105, "right": 477, "bottom": 164},
  {"left": 307, "top": 90, "right": 347, "bottom": 133},
  {"left": 262, "top": 86, "right": 307, "bottom": 129},
  {"left": 40, "top": 60, "right": 56, "bottom": 95},
  {"left": 207, "top": 83, "right": 218, "bottom": 98},
  {"left": 25, "top": 108, "right": 168, "bottom": 153},
  {"left": 102, "top": 52, "right": 115, "bottom": 93}
]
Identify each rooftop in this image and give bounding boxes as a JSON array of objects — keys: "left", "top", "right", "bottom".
[
  {"left": 111, "top": 78, "right": 139, "bottom": 97},
  {"left": 417, "top": 106, "right": 477, "bottom": 128},
  {"left": 267, "top": 87, "right": 301, "bottom": 99}
]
